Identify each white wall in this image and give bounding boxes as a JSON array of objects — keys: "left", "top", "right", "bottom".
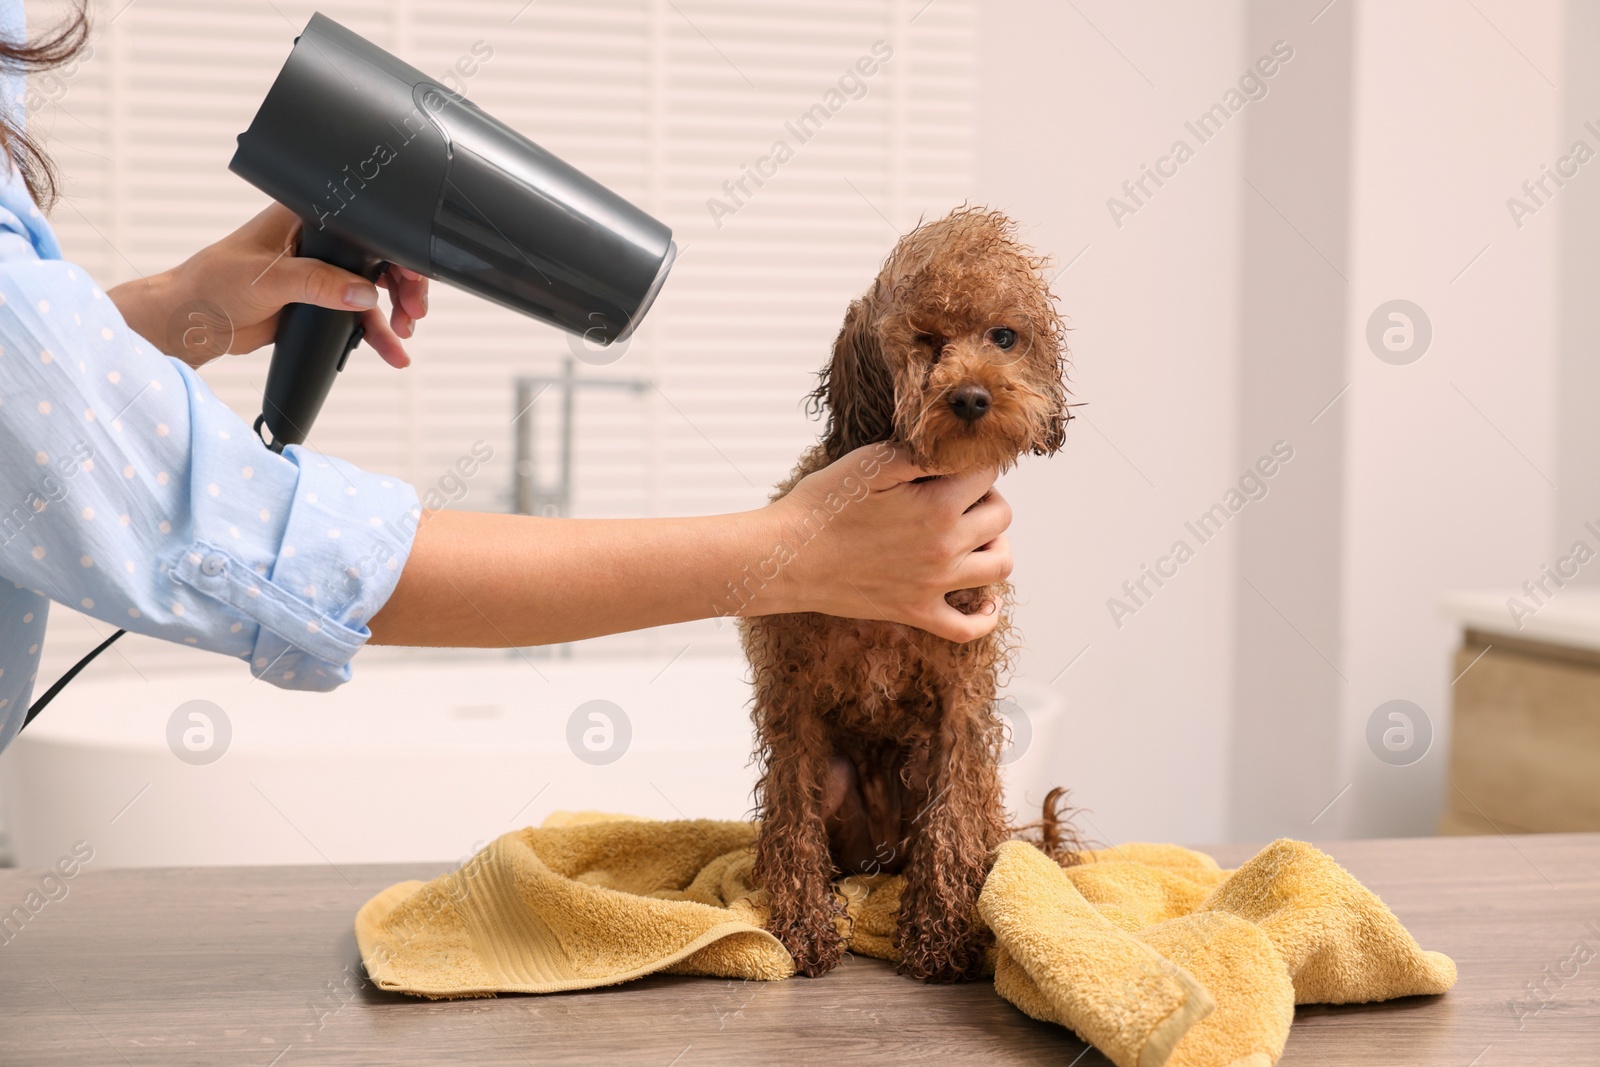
[
  {"left": 979, "top": 0, "right": 1573, "bottom": 844},
  {"left": 1339, "top": 0, "right": 1564, "bottom": 836},
  {"left": 1555, "top": 1, "right": 1600, "bottom": 551},
  {"left": 975, "top": 0, "right": 1247, "bottom": 845}
]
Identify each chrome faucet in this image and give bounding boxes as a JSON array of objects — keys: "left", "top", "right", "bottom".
[{"left": 512, "top": 355, "right": 651, "bottom": 518}]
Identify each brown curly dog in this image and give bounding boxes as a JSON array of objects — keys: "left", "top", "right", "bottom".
[{"left": 740, "top": 206, "right": 1072, "bottom": 982}]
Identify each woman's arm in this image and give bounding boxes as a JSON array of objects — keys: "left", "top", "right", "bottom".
[
  {"left": 97, "top": 205, "right": 1018, "bottom": 644},
  {"left": 369, "top": 446, "right": 1013, "bottom": 646}
]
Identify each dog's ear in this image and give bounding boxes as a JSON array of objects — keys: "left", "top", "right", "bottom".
[
  {"left": 1034, "top": 361, "right": 1069, "bottom": 455},
  {"left": 1030, "top": 300, "right": 1071, "bottom": 456},
  {"left": 808, "top": 295, "right": 896, "bottom": 456}
]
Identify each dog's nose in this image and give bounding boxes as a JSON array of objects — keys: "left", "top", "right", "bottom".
[{"left": 948, "top": 384, "right": 992, "bottom": 422}]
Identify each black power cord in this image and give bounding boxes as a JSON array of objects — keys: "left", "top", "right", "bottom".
[{"left": 19, "top": 628, "right": 125, "bottom": 733}]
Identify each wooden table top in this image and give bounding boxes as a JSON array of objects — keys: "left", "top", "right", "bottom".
[{"left": 1, "top": 833, "right": 1596, "bottom": 1065}]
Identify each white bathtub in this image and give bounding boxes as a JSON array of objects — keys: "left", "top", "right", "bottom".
[{"left": 0, "top": 654, "right": 1062, "bottom": 868}]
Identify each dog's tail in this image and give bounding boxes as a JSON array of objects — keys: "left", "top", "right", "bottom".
[{"left": 1009, "top": 786, "right": 1087, "bottom": 868}]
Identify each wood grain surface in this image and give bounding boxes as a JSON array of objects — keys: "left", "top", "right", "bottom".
[{"left": 1, "top": 833, "right": 1596, "bottom": 1065}]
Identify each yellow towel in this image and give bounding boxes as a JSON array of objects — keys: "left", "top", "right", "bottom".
[{"left": 356, "top": 817, "right": 1455, "bottom": 1067}]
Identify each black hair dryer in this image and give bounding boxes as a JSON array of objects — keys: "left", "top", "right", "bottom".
[{"left": 229, "top": 13, "right": 676, "bottom": 451}]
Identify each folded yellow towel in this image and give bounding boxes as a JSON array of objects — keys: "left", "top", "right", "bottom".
[{"left": 356, "top": 817, "right": 1455, "bottom": 1067}]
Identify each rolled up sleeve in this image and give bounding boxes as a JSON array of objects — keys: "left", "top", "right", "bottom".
[
  {"left": 167, "top": 447, "right": 421, "bottom": 689},
  {"left": 0, "top": 251, "right": 421, "bottom": 692}
]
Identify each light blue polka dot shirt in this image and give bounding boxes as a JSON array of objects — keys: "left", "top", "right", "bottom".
[{"left": 0, "top": 4, "right": 421, "bottom": 751}]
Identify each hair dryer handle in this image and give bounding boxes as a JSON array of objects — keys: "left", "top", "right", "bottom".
[{"left": 258, "top": 224, "right": 385, "bottom": 451}]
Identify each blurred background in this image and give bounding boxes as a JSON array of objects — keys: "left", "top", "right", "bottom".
[{"left": 2, "top": 0, "right": 1595, "bottom": 868}]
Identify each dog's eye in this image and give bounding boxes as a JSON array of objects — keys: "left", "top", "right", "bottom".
[
  {"left": 914, "top": 333, "right": 944, "bottom": 363},
  {"left": 988, "top": 327, "right": 1018, "bottom": 351}
]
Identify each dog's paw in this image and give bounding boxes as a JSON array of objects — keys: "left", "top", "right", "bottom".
[
  {"left": 775, "top": 920, "right": 847, "bottom": 978},
  {"left": 895, "top": 925, "right": 989, "bottom": 983}
]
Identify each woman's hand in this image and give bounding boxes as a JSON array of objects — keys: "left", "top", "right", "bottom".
[
  {"left": 108, "top": 202, "right": 429, "bottom": 369},
  {"left": 757, "top": 444, "right": 1013, "bottom": 642}
]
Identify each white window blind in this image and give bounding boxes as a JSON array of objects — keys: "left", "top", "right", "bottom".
[{"left": 26, "top": 0, "right": 975, "bottom": 678}]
